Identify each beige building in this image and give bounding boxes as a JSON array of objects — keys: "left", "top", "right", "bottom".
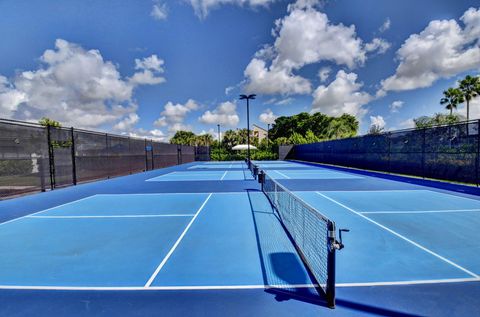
[{"left": 252, "top": 124, "right": 268, "bottom": 141}]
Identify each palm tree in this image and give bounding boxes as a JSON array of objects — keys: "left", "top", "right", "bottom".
[
  {"left": 458, "top": 75, "right": 480, "bottom": 121},
  {"left": 440, "top": 88, "right": 463, "bottom": 115}
]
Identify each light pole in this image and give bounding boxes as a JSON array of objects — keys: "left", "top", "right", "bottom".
[
  {"left": 267, "top": 123, "right": 270, "bottom": 144},
  {"left": 217, "top": 124, "right": 221, "bottom": 143},
  {"left": 239, "top": 94, "right": 256, "bottom": 163}
]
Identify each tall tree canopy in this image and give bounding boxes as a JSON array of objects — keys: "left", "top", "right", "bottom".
[
  {"left": 170, "top": 131, "right": 197, "bottom": 145},
  {"left": 269, "top": 112, "right": 358, "bottom": 142}
]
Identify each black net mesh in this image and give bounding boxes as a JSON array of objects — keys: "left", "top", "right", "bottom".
[{"left": 289, "top": 121, "right": 480, "bottom": 185}]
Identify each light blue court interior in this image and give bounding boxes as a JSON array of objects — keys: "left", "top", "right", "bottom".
[
  {"left": 1, "top": 160, "right": 480, "bottom": 317},
  {"left": 147, "top": 170, "right": 253, "bottom": 181},
  {"left": 0, "top": 192, "right": 316, "bottom": 289},
  {"left": 188, "top": 164, "right": 245, "bottom": 169},
  {"left": 295, "top": 190, "right": 480, "bottom": 283},
  {"left": 269, "top": 169, "right": 363, "bottom": 180}
]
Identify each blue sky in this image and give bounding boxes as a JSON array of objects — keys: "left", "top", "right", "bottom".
[{"left": 0, "top": 0, "right": 479, "bottom": 140}]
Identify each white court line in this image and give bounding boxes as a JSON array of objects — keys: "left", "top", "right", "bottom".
[
  {"left": 0, "top": 284, "right": 317, "bottom": 291},
  {"left": 274, "top": 170, "right": 291, "bottom": 179},
  {"left": 1, "top": 278, "right": 479, "bottom": 291},
  {"left": 220, "top": 171, "right": 228, "bottom": 181},
  {"left": 361, "top": 209, "right": 480, "bottom": 215},
  {"left": 93, "top": 192, "right": 245, "bottom": 196},
  {"left": 145, "top": 193, "right": 213, "bottom": 287},
  {"left": 27, "top": 214, "right": 195, "bottom": 219},
  {"left": 316, "top": 191, "right": 480, "bottom": 278},
  {"left": 337, "top": 277, "right": 480, "bottom": 287},
  {"left": 0, "top": 195, "right": 97, "bottom": 227}
]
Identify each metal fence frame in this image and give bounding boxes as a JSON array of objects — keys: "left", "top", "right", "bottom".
[
  {"left": 0, "top": 118, "right": 211, "bottom": 199},
  {"left": 286, "top": 120, "right": 480, "bottom": 186}
]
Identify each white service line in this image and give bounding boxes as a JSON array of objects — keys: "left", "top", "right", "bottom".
[
  {"left": 336, "top": 277, "right": 480, "bottom": 287},
  {"left": 0, "top": 195, "right": 96, "bottom": 227},
  {"left": 1, "top": 277, "right": 479, "bottom": 291},
  {"left": 0, "top": 283, "right": 318, "bottom": 291},
  {"left": 316, "top": 191, "right": 480, "bottom": 278},
  {"left": 361, "top": 209, "right": 480, "bottom": 215},
  {"left": 28, "top": 214, "right": 195, "bottom": 219},
  {"left": 144, "top": 193, "right": 213, "bottom": 287},
  {"left": 220, "top": 171, "right": 228, "bottom": 181},
  {"left": 274, "top": 170, "right": 291, "bottom": 179}
]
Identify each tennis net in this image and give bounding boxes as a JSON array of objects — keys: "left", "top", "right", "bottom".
[{"left": 260, "top": 170, "right": 338, "bottom": 308}]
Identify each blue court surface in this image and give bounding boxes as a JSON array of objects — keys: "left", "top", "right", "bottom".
[{"left": 0, "top": 160, "right": 479, "bottom": 316}]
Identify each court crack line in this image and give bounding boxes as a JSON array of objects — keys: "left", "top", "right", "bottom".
[{"left": 316, "top": 191, "right": 479, "bottom": 278}]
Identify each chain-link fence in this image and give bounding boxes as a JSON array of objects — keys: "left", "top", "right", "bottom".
[
  {"left": 287, "top": 120, "right": 479, "bottom": 185},
  {"left": 0, "top": 118, "right": 210, "bottom": 199}
]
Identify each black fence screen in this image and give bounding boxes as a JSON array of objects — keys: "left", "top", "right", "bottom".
[
  {"left": 287, "top": 120, "right": 480, "bottom": 185},
  {"left": 0, "top": 119, "right": 208, "bottom": 199}
]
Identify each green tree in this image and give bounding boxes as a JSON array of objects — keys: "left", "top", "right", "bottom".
[
  {"left": 368, "top": 124, "right": 385, "bottom": 135},
  {"left": 304, "top": 130, "right": 320, "bottom": 143},
  {"left": 288, "top": 132, "right": 306, "bottom": 144},
  {"left": 222, "top": 129, "right": 238, "bottom": 149},
  {"left": 413, "top": 113, "right": 465, "bottom": 129},
  {"left": 39, "top": 117, "right": 61, "bottom": 127},
  {"left": 458, "top": 75, "right": 480, "bottom": 121},
  {"left": 196, "top": 134, "right": 214, "bottom": 146},
  {"left": 441, "top": 88, "right": 464, "bottom": 115},
  {"left": 170, "top": 131, "right": 196, "bottom": 145},
  {"left": 269, "top": 112, "right": 358, "bottom": 141}
]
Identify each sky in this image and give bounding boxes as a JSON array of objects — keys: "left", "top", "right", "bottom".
[{"left": 0, "top": 0, "right": 479, "bottom": 141}]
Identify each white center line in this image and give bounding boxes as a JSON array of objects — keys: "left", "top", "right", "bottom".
[
  {"left": 144, "top": 193, "right": 213, "bottom": 287},
  {"left": 316, "top": 191, "right": 479, "bottom": 278},
  {"left": 274, "top": 170, "right": 290, "bottom": 179},
  {"left": 220, "top": 171, "right": 228, "bottom": 181}
]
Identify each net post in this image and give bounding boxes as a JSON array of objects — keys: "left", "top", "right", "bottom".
[
  {"left": 326, "top": 221, "right": 336, "bottom": 308},
  {"left": 70, "top": 127, "right": 77, "bottom": 185}
]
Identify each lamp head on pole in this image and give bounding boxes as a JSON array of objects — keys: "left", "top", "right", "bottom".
[{"left": 239, "top": 94, "right": 256, "bottom": 100}]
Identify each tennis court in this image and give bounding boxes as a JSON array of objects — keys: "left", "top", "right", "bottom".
[{"left": 0, "top": 160, "right": 479, "bottom": 316}]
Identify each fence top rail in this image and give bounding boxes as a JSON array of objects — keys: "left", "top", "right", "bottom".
[
  {"left": 294, "top": 119, "right": 479, "bottom": 147},
  {"left": 0, "top": 117, "right": 188, "bottom": 148}
]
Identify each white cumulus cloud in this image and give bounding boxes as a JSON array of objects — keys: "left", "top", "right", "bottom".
[
  {"left": 390, "top": 100, "right": 404, "bottom": 113},
  {"left": 188, "top": 0, "right": 277, "bottom": 18},
  {"left": 379, "top": 18, "right": 391, "bottom": 33},
  {"left": 151, "top": 1, "right": 168, "bottom": 20},
  {"left": 243, "top": 0, "right": 389, "bottom": 96},
  {"left": 154, "top": 99, "right": 199, "bottom": 133},
  {"left": 0, "top": 39, "right": 166, "bottom": 131},
  {"left": 199, "top": 101, "right": 240, "bottom": 126},
  {"left": 259, "top": 108, "right": 277, "bottom": 124},
  {"left": 379, "top": 7, "right": 480, "bottom": 93},
  {"left": 370, "top": 115, "right": 386, "bottom": 129},
  {"left": 312, "top": 70, "right": 372, "bottom": 118}
]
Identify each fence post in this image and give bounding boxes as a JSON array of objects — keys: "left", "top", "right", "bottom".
[
  {"left": 105, "top": 133, "right": 109, "bottom": 178},
  {"left": 151, "top": 140, "right": 155, "bottom": 170},
  {"left": 477, "top": 120, "right": 480, "bottom": 187},
  {"left": 422, "top": 128, "right": 426, "bottom": 179},
  {"left": 387, "top": 132, "right": 391, "bottom": 174},
  {"left": 144, "top": 139, "right": 148, "bottom": 171},
  {"left": 46, "top": 125, "right": 55, "bottom": 189},
  {"left": 70, "top": 127, "right": 77, "bottom": 185}
]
